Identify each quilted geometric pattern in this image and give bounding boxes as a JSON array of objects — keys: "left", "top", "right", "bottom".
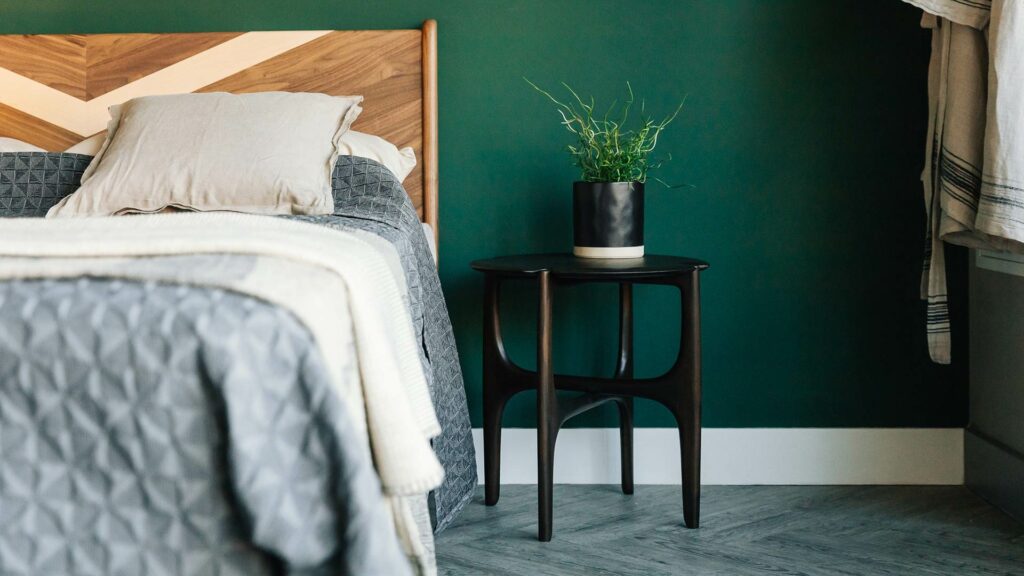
[
  {"left": 0, "top": 152, "right": 477, "bottom": 535},
  {"left": 0, "top": 279, "right": 412, "bottom": 576},
  {"left": 0, "top": 153, "right": 91, "bottom": 217}
]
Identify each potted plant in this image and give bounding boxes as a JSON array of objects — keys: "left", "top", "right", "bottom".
[{"left": 528, "top": 80, "right": 683, "bottom": 258}]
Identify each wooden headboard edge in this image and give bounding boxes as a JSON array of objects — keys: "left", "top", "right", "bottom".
[{"left": 0, "top": 20, "right": 440, "bottom": 247}]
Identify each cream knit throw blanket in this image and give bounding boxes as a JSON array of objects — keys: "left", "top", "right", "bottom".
[
  {"left": 0, "top": 212, "right": 444, "bottom": 496},
  {"left": 904, "top": 0, "right": 1024, "bottom": 363}
]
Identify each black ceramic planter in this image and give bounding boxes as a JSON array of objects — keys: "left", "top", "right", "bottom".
[{"left": 572, "top": 181, "right": 644, "bottom": 258}]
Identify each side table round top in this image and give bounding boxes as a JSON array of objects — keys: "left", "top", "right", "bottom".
[{"left": 470, "top": 253, "right": 709, "bottom": 280}]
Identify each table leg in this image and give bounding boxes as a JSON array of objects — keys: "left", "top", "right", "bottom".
[
  {"left": 616, "top": 398, "right": 635, "bottom": 495},
  {"left": 537, "top": 270, "right": 557, "bottom": 542},
  {"left": 483, "top": 275, "right": 504, "bottom": 506},
  {"left": 678, "top": 271, "right": 702, "bottom": 529},
  {"left": 616, "top": 282, "right": 635, "bottom": 495}
]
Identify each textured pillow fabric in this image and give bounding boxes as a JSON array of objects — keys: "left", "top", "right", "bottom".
[
  {"left": 68, "top": 129, "right": 416, "bottom": 183},
  {"left": 48, "top": 92, "right": 363, "bottom": 218},
  {"left": 0, "top": 153, "right": 91, "bottom": 217},
  {"left": 337, "top": 131, "right": 417, "bottom": 183},
  {"left": 0, "top": 137, "right": 46, "bottom": 153}
]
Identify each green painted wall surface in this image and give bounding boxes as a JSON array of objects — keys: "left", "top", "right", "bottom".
[{"left": 0, "top": 0, "right": 966, "bottom": 428}]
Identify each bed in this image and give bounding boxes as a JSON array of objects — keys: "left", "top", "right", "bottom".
[{"left": 0, "top": 22, "right": 475, "bottom": 576}]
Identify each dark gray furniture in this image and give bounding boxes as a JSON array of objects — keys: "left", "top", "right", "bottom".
[{"left": 471, "top": 253, "right": 709, "bottom": 541}]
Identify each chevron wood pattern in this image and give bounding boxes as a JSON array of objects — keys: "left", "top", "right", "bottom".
[
  {"left": 0, "top": 25, "right": 438, "bottom": 225},
  {"left": 0, "top": 103, "right": 80, "bottom": 151},
  {"left": 84, "top": 33, "right": 243, "bottom": 100},
  {"left": 0, "top": 35, "right": 86, "bottom": 99},
  {"left": 436, "top": 486, "right": 1024, "bottom": 575},
  {"left": 202, "top": 30, "right": 426, "bottom": 214}
]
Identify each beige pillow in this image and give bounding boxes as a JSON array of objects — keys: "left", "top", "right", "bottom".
[
  {"left": 48, "top": 92, "right": 363, "bottom": 218},
  {"left": 338, "top": 131, "right": 417, "bottom": 182},
  {"left": 67, "top": 129, "right": 416, "bottom": 183}
]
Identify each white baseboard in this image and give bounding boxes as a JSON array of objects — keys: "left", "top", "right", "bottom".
[{"left": 472, "top": 428, "right": 964, "bottom": 485}]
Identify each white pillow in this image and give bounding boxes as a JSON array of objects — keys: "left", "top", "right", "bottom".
[
  {"left": 337, "top": 131, "right": 417, "bottom": 182},
  {"left": 48, "top": 92, "right": 363, "bottom": 218},
  {"left": 67, "top": 129, "right": 416, "bottom": 182},
  {"left": 65, "top": 134, "right": 105, "bottom": 156},
  {"left": 0, "top": 137, "right": 45, "bottom": 153}
]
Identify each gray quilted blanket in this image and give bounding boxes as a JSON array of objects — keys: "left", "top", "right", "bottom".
[
  {"left": 0, "top": 278, "right": 415, "bottom": 576},
  {"left": 0, "top": 153, "right": 476, "bottom": 574}
]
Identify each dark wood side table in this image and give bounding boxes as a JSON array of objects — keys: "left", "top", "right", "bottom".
[{"left": 471, "top": 253, "right": 709, "bottom": 541}]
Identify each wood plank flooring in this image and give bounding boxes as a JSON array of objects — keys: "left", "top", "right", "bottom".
[{"left": 436, "top": 486, "right": 1024, "bottom": 575}]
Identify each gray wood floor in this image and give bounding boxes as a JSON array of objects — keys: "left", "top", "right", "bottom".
[{"left": 436, "top": 485, "right": 1024, "bottom": 575}]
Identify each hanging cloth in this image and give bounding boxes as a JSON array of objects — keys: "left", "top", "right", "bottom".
[{"left": 904, "top": 0, "right": 1024, "bottom": 363}]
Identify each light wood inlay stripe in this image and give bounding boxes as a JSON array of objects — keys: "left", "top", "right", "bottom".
[
  {"left": 0, "top": 31, "right": 334, "bottom": 137},
  {"left": 85, "top": 33, "right": 242, "bottom": 100}
]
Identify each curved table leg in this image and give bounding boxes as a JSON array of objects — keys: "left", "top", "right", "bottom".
[{"left": 483, "top": 275, "right": 504, "bottom": 506}]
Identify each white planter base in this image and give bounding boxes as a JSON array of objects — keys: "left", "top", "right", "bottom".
[{"left": 573, "top": 245, "right": 645, "bottom": 259}]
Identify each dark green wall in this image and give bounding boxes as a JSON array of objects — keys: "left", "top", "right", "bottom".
[{"left": 0, "top": 0, "right": 966, "bottom": 428}]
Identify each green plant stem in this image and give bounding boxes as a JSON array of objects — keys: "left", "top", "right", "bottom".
[{"left": 526, "top": 78, "right": 685, "bottom": 185}]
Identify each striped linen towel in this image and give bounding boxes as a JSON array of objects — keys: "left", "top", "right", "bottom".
[{"left": 904, "top": 0, "right": 1024, "bottom": 363}]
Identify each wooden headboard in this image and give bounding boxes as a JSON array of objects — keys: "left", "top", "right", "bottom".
[{"left": 0, "top": 21, "right": 440, "bottom": 239}]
